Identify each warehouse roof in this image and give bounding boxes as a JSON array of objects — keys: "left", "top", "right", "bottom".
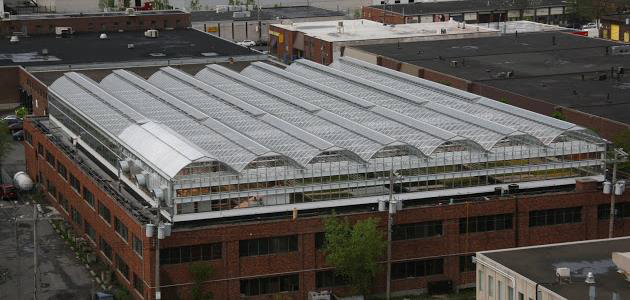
[
  {"left": 191, "top": 6, "right": 345, "bottom": 22},
  {"left": 354, "top": 31, "right": 630, "bottom": 124},
  {"left": 0, "top": 28, "right": 260, "bottom": 69},
  {"left": 48, "top": 57, "right": 598, "bottom": 177},
  {"left": 3, "top": 9, "right": 186, "bottom": 20},
  {"left": 272, "top": 19, "right": 497, "bottom": 42},
  {"left": 370, "top": 0, "right": 567, "bottom": 16},
  {"left": 480, "top": 237, "right": 630, "bottom": 300}
]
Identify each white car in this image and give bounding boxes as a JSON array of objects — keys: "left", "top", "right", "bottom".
[{"left": 237, "top": 40, "right": 256, "bottom": 47}]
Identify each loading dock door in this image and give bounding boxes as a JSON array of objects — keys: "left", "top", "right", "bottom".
[
  {"left": 611, "top": 24, "right": 620, "bottom": 41},
  {"left": 625, "top": 32, "right": 629, "bottom": 43}
]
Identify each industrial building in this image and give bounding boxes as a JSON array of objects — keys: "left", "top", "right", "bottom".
[
  {"left": 345, "top": 31, "right": 630, "bottom": 141},
  {"left": 476, "top": 237, "right": 630, "bottom": 300},
  {"left": 600, "top": 14, "right": 630, "bottom": 42},
  {"left": 20, "top": 45, "right": 630, "bottom": 299},
  {"left": 269, "top": 19, "right": 498, "bottom": 64},
  {"left": 363, "top": 0, "right": 570, "bottom": 25},
  {"left": 191, "top": 6, "right": 346, "bottom": 43}
]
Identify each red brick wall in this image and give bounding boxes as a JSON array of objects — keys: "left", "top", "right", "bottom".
[
  {"left": 24, "top": 120, "right": 151, "bottom": 300},
  {"left": 362, "top": 6, "right": 406, "bottom": 24},
  {"left": 0, "top": 12, "right": 191, "bottom": 36},
  {"left": 0, "top": 67, "right": 20, "bottom": 108},
  {"left": 18, "top": 68, "right": 48, "bottom": 116},
  {"left": 24, "top": 118, "right": 630, "bottom": 300}
]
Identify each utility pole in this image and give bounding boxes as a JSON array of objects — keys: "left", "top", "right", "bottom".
[
  {"left": 33, "top": 203, "right": 38, "bottom": 300},
  {"left": 154, "top": 204, "right": 161, "bottom": 300},
  {"left": 385, "top": 169, "right": 402, "bottom": 300},
  {"left": 607, "top": 148, "right": 628, "bottom": 238}
]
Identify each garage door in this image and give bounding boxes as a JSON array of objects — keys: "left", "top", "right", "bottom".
[{"left": 612, "top": 24, "right": 620, "bottom": 41}]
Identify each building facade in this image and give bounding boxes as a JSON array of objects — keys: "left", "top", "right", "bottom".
[
  {"left": 19, "top": 57, "right": 630, "bottom": 300},
  {"left": 600, "top": 14, "right": 630, "bottom": 42}
]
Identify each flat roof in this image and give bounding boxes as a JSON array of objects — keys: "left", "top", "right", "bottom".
[
  {"left": 354, "top": 31, "right": 630, "bottom": 124},
  {"left": 191, "top": 6, "right": 345, "bottom": 22},
  {"left": 370, "top": 0, "right": 567, "bottom": 16},
  {"left": 272, "top": 19, "right": 497, "bottom": 42},
  {"left": 0, "top": 28, "right": 257, "bottom": 68},
  {"left": 3, "top": 9, "right": 186, "bottom": 20},
  {"left": 481, "top": 237, "right": 630, "bottom": 299}
]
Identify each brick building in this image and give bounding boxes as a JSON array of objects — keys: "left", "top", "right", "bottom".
[
  {"left": 345, "top": 31, "right": 630, "bottom": 141},
  {"left": 17, "top": 42, "right": 630, "bottom": 300},
  {"left": 362, "top": 0, "right": 569, "bottom": 25},
  {"left": 269, "top": 19, "right": 498, "bottom": 65},
  {"left": 600, "top": 14, "right": 630, "bottom": 42},
  {"left": 0, "top": 10, "right": 190, "bottom": 36}
]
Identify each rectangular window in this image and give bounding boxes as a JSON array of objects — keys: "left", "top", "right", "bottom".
[
  {"left": 316, "top": 270, "right": 348, "bottom": 288},
  {"left": 47, "top": 180, "right": 57, "bottom": 198},
  {"left": 315, "top": 232, "right": 325, "bottom": 249},
  {"left": 460, "top": 214, "right": 513, "bottom": 233},
  {"left": 479, "top": 270, "right": 483, "bottom": 291},
  {"left": 99, "top": 202, "right": 111, "bottom": 224},
  {"left": 459, "top": 254, "right": 475, "bottom": 272},
  {"left": 598, "top": 202, "right": 630, "bottom": 219},
  {"left": 239, "top": 235, "right": 298, "bottom": 257},
  {"left": 114, "top": 217, "right": 129, "bottom": 242},
  {"left": 58, "top": 193, "right": 68, "bottom": 212},
  {"left": 84, "top": 220, "right": 96, "bottom": 242},
  {"left": 133, "top": 273, "right": 144, "bottom": 294},
  {"left": 57, "top": 162, "right": 67, "bottom": 180},
  {"left": 392, "top": 220, "right": 442, "bottom": 240},
  {"left": 100, "top": 237, "right": 113, "bottom": 260},
  {"left": 45, "top": 150, "right": 55, "bottom": 167},
  {"left": 488, "top": 275, "right": 494, "bottom": 297},
  {"left": 37, "top": 143, "right": 43, "bottom": 157},
  {"left": 391, "top": 258, "right": 444, "bottom": 279},
  {"left": 509, "top": 286, "right": 514, "bottom": 300},
  {"left": 71, "top": 206, "right": 83, "bottom": 227},
  {"left": 83, "top": 188, "right": 94, "bottom": 208},
  {"left": 25, "top": 131, "right": 33, "bottom": 145},
  {"left": 498, "top": 280, "right": 504, "bottom": 300},
  {"left": 132, "top": 235, "right": 143, "bottom": 257},
  {"left": 160, "top": 243, "right": 222, "bottom": 265},
  {"left": 240, "top": 274, "right": 299, "bottom": 296},
  {"left": 519, "top": 292, "right": 524, "bottom": 300},
  {"left": 115, "top": 254, "right": 130, "bottom": 280},
  {"left": 69, "top": 174, "right": 81, "bottom": 193},
  {"left": 529, "top": 207, "right": 582, "bottom": 227}
]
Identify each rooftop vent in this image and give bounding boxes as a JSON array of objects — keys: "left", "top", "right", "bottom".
[
  {"left": 127, "top": 43, "right": 134, "bottom": 49},
  {"left": 126, "top": 8, "right": 135, "bottom": 15},
  {"left": 556, "top": 267, "right": 571, "bottom": 283},
  {"left": 9, "top": 35, "right": 19, "bottom": 43},
  {"left": 585, "top": 272, "right": 595, "bottom": 284},
  {"left": 144, "top": 29, "right": 159, "bottom": 38},
  {"left": 99, "top": 33, "right": 108, "bottom": 39}
]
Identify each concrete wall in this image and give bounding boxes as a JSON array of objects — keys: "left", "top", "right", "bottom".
[{"left": 345, "top": 48, "right": 630, "bottom": 141}]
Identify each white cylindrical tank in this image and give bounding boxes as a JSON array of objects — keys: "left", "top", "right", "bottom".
[
  {"left": 603, "top": 181, "right": 612, "bottom": 194},
  {"left": 145, "top": 223, "right": 155, "bottom": 238},
  {"left": 157, "top": 226, "right": 165, "bottom": 239},
  {"left": 614, "top": 181, "right": 626, "bottom": 196},
  {"left": 13, "top": 171, "right": 33, "bottom": 191}
]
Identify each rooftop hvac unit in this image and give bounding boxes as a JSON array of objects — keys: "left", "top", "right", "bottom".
[
  {"left": 603, "top": 181, "right": 612, "bottom": 194},
  {"left": 99, "top": 33, "right": 108, "bottom": 39},
  {"left": 615, "top": 180, "right": 626, "bottom": 196},
  {"left": 232, "top": 11, "right": 250, "bottom": 18},
  {"left": 216, "top": 5, "right": 228, "bottom": 13},
  {"left": 55, "top": 27, "right": 73, "bottom": 35},
  {"left": 119, "top": 159, "right": 132, "bottom": 173},
  {"left": 9, "top": 35, "right": 19, "bottom": 43},
  {"left": 144, "top": 29, "right": 159, "bottom": 38},
  {"left": 308, "top": 291, "right": 331, "bottom": 300},
  {"left": 556, "top": 267, "right": 571, "bottom": 282},
  {"left": 126, "top": 8, "right": 135, "bottom": 15}
]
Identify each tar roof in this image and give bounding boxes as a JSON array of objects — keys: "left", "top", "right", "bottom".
[
  {"left": 191, "top": 6, "right": 345, "bottom": 22},
  {"left": 272, "top": 19, "right": 497, "bottom": 42},
  {"left": 355, "top": 31, "right": 630, "bottom": 124},
  {"left": 371, "top": 0, "right": 567, "bottom": 15},
  {"left": 482, "top": 237, "right": 630, "bottom": 300},
  {"left": 5, "top": 9, "right": 186, "bottom": 20},
  {"left": 0, "top": 28, "right": 255, "bottom": 67},
  {"left": 48, "top": 57, "right": 596, "bottom": 177}
]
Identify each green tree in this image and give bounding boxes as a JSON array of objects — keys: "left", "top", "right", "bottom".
[
  {"left": 322, "top": 215, "right": 386, "bottom": 296},
  {"left": 14, "top": 107, "right": 26, "bottom": 119},
  {"left": 189, "top": 262, "right": 214, "bottom": 300},
  {"left": 612, "top": 129, "right": 630, "bottom": 172},
  {"left": 189, "top": 0, "right": 201, "bottom": 11}
]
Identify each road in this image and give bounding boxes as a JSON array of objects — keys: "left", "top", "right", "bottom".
[{"left": 0, "top": 140, "right": 93, "bottom": 300}]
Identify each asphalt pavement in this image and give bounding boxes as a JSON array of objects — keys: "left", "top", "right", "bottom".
[{"left": 0, "top": 140, "right": 93, "bottom": 300}]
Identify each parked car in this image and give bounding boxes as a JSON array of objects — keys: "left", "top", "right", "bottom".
[
  {"left": 3, "top": 115, "right": 21, "bottom": 125},
  {"left": 0, "top": 184, "right": 17, "bottom": 200},
  {"left": 237, "top": 40, "right": 256, "bottom": 47}
]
